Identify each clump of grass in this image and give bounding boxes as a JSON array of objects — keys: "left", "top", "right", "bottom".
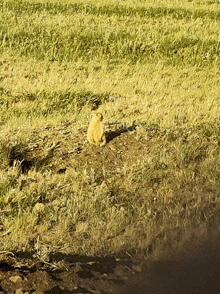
[
  {"left": 0, "top": 89, "right": 110, "bottom": 125},
  {"left": 43, "top": 90, "right": 110, "bottom": 113}
]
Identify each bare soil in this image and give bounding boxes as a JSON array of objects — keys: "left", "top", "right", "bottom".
[
  {"left": 7, "top": 122, "right": 166, "bottom": 176},
  {"left": 1, "top": 242, "right": 220, "bottom": 294}
]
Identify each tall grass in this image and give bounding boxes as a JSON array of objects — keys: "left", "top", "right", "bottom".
[{"left": 1, "top": 0, "right": 220, "bottom": 65}]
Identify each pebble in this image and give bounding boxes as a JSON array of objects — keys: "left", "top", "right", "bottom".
[
  {"left": 132, "top": 264, "right": 142, "bottom": 273},
  {"left": 9, "top": 276, "right": 23, "bottom": 283},
  {"left": 15, "top": 289, "right": 24, "bottom": 294},
  {"left": 114, "top": 265, "right": 125, "bottom": 276}
]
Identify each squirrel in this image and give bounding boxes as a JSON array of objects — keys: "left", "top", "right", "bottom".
[{"left": 87, "top": 113, "right": 106, "bottom": 147}]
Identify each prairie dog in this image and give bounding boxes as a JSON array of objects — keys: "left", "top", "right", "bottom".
[{"left": 87, "top": 113, "right": 106, "bottom": 147}]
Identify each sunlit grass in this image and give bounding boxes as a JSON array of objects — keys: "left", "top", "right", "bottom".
[
  {"left": 1, "top": 0, "right": 220, "bottom": 65},
  {"left": 0, "top": 0, "right": 220, "bottom": 256}
]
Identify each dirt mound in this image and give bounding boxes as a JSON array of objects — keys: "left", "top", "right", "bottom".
[
  {"left": 35, "top": 123, "right": 157, "bottom": 174},
  {"left": 3, "top": 123, "right": 165, "bottom": 175}
]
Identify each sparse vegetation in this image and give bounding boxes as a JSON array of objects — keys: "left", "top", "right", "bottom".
[{"left": 0, "top": 0, "right": 220, "bottom": 258}]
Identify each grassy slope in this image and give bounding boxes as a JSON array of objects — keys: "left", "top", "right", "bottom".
[{"left": 1, "top": 0, "right": 220, "bottom": 256}]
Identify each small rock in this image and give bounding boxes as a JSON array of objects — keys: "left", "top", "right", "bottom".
[
  {"left": 15, "top": 289, "right": 24, "bottom": 294},
  {"left": 35, "top": 261, "right": 43, "bottom": 269},
  {"left": 114, "top": 265, "right": 125, "bottom": 276},
  {"left": 9, "top": 275, "right": 23, "bottom": 283},
  {"left": 132, "top": 264, "right": 142, "bottom": 273}
]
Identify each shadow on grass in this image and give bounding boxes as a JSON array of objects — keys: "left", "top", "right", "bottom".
[
  {"left": 105, "top": 124, "right": 137, "bottom": 143},
  {"left": 12, "top": 225, "right": 220, "bottom": 294}
]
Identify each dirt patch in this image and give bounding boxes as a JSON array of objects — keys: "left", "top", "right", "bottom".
[
  {"left": 34, "top": 123, "right": 157, "bottom": 174},
  {"left": 3, "top": 123, "right": 166, "bottom": 175},
  {"left": 0, "top": 252, "right": 136, "bottom": 294},
  {"left": 1, "top": 237, "right": 220, "bottom": 294}
]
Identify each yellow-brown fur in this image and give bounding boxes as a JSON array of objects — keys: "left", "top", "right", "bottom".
[{"left": 87, "top": 113, "right": 106, "bottom": 146}]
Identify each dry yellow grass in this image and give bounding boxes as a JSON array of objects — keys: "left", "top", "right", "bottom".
[{"left": 0, "top": 0, "right": 220, "bottom": 256}]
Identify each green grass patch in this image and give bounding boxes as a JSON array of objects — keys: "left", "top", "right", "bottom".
[{"left": 1, "top": 0, "right": 220, "bottom": 66}]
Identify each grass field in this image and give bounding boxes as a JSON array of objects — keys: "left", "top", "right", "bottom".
[{"left": 1, "top": 0, "right": 220, "bottom": 258}]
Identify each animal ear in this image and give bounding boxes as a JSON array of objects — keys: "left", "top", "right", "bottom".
[{"left": 98, "top": 113, "right": 103, "bottom": 120}]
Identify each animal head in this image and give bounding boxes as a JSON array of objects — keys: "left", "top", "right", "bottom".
[{"left": 92, "top": 113, "right": 103, "bottom": 122}]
